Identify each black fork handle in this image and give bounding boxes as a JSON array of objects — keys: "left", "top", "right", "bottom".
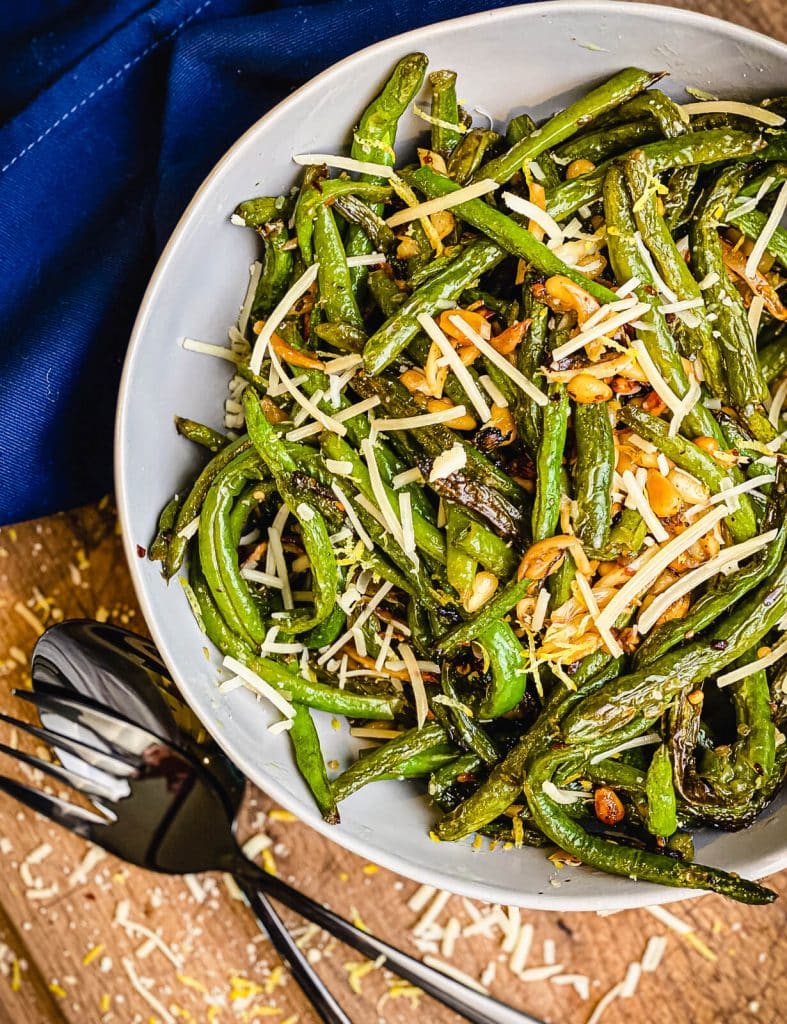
[
  {"left": 233, "top": 858, "right": 545, "bottom": 1024},
  {"left": 235, "top": 874, "right": 351, "bottom": 1024}
]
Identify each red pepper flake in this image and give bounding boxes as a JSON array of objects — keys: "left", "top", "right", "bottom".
[{"left": 136, "top": 545, "right": 147, "bottom": 558}]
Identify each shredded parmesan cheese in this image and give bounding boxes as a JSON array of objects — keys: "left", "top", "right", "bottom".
[
  {"left": 680, "top": 101, "right": 785, "bottom": 126},
  {"left": 361, "top": 438, "right": 406, "bottom": 548},
  {"left": 240, "top": 567, "right": 285, "bottom": 588},
  {"left": 502, "top": 191, "right": 564, "bottom": 242},
  {"left": 638, "top": 529, "right": 777, "bottom": 634},
  {"left": 122, "top": 958, "right": 176, "bottom": 1024},
  {"left": 417, "top": 313, "right": 492, "bottom": 422},
  {"left": 585, "top": 981, "right": 625, "bottom": 1024},
  {"left": 345, "top": 252, "right": 386, "bottom": 268},
  {"left": 399, "top": 643, "right": 428, "bottom": 728},
  {"left": 641, "top": 934, "right": 668, "bottom": 972},
  {"left": 509, "top": 922, "right": 534, "bottom": 974},
  {"left": 114, "top": 901, "right": 182, "bottom": 969},
  {"left": 717, "top": 635, "right": 787, "bottom": 687},
  {"left": 222, "top": 656, "right": 296, "bottom": 720},
  {"left": 293, "top": 152, "right": 394, "bottom": 177},
  {"left": 669, "top": 376, "right": 701, "bottom": 439},
  {"left": 621, "top": 469, "right": 669, "bottom": 543},
  {"left": 421, "top": 956, "right": 488, "bottom": 994},
  {"left": 479, "top": 374, "right": 508, "bottom": 408},
  {"left": 429, "top": 443, "right": 467, "bottom": 482},
  {"left": 68, "top": 846, "right": 106, "bottom": 887},
  {"left": 448, "top": 314, "right": 548, "bottom": 406},
  {"left": 269, "top": 347, "right": 346, "bottom": 435},
  {"left": 238, "top": 261, "right": 262, "bottom": 335},
  {"left": 769, "top": 377, "right": 787, "bottom": 428},
  {"left": 574, "top": 572, "right": 624, "bottom": 657},
  {"left": 630, "top": 340, "right": 684, "bottom": 417},
  {"left": 182, "top": 338, "right": 242, "bottom": 364},
  {"left": 707, "top": 474, "right": 775, "bottom": 508},
  {"left": 531, "top": 587, "right": 551, "bottom": 633},
  {"left": 657, "top": 297, "right": 704, "bottom": 315},
  {"left": 386, "top": 178, "right": 498, "bottom": 227},
  {"left": 594, "top": 507, "right": 728, "bottom": 635},
  {"left": 373, "top": 406, "right": 470, "bottom": 431},
  {"left": 413, "top": 890, "right": 451, "bottom": 935},
  {"left": 317, "top": 581, "right": 393, "bottom": 665},
  {"left": 542, "top": 780, "right": 586, "bottom": 804},
  {"left": 551, "top": 302, "right": 650, "bottom": 361},
  {"left": 589, "top": 733, "right": 662, "bottom": 764},
  {"left": 286, "top": 395, "right": 380, "bottom": 441},
  {"left": 698, "top": 271, "right": 720, "bottom": 290},
  {"left": 398, "top": 490, "right": 417, "bottom": 565},
  {"left": 408, "top": 884, "right": 437, "bottom": 913},
  {"left": 745, "top": 181, "right": 787, "bottom": 279},
  {"left": 392, "top": 467, "right": 424, "bottom": 488},
  {"left": 748, "top": 294, "right": 766, "bottom": 340},
  {"left": 249, "top": 263, "right": 320, "bottom": 372}
]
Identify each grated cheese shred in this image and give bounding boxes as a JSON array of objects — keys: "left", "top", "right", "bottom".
[
  {"left": 417, "top": 313, "right": 492, "bottom": 422},
  {"left": 745, "top": 181, "right": 787, "bottom": 280},
  {"left": 386, "top": 178, "right": 499, "bottom": 227},
  {"left": 293, "top": 152, "right": 395, "bottom": 177},
  {"left": 680, "top": 100, "right": 785, "bottom": 126},
  {"left": 594, "top": 507, "right": 729, "bottom": 635},
  {"left": 638, "top": 529, "right": 777, "bottom": 634},
  {"left": 448, "top": 315, "right": 548, "bottom": 406},
  {"left": 399, "top": 642, "right": 428, "bottom": 728}
]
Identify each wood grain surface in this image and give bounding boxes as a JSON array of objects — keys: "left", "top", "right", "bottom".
[{"left": 1, "top": 3, "right": 785, "bottom": 1021}]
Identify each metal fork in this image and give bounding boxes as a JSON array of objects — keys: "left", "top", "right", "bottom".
[{"left": 0, "top": 682, "right": 544, "bottom": 1024}]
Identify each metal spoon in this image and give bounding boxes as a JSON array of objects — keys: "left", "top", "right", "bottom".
[{"left": 23, "top": 619, "right": 546, "bottom": 1024}]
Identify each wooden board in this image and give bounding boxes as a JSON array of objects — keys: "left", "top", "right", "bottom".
[
  {"left": 1, "top": 499, "right": 786, "bottom": 1024},
  {"left": 1, "top": 3, "right": 786, "bottom": 1020}
]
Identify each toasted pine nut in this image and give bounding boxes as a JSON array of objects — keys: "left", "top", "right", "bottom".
[
  {"left": 261, "top": 396, "right": 289, "bottom": 424},
  {"left": 544, "top": 275, "right": 600, "bottom": 325},
  {"left": 567, "top": 372, "right": 613, "bottom": 404},
  {"left": 424, "top": 342, "right": 449, "bottom": 398},
  {"left": 431, "top": 210, "right": 456, "bottom": 240},
  {"left": 594, "top": 786, "right": 625, "bottom": 825},
  {"left": 488, "top": 404, "right": 517, "bottom": 444},
  {"left": 694, "top": 434, "right": 739, "bottom": 468},
  {"left": 427, "top": 397, "right": 477, "bottom": 431},
  {"left": 463, "top": 571, "right": 499, "bottom": 613},
  {"left": 615, "top": 445, "right": 636, "bottom": 475},
  {"left": 518, "top": 535, "right": 582, "bottom": 581},
  {"left": 438, "top": 308, "right": 491, "bottom": 341},
  {"left": 668, "top": 468, "right": 709, "bottom": 505},
  {"left": 400, "top": 368, "right": 430, "bottom": 395},
  {"left": 515, "top": 596, "right": 536, "bottom": 625},
  {"left": 396, "top": 235, "right": 421, "bottom": 260},
  {"left": 417, "top": 148, "right": 448, "bottom": 175},
  {"left": 566, "top": 158, "right": 596, "bottom": 180},
  {"left": 646, "top": 469, "right": 682, "bottom": 518},
  {"left": 490, "top": 320, "right": 528, "bottom": 355},
  {"left": 653, "top": 594, "right": 691, "bottom": 629}
]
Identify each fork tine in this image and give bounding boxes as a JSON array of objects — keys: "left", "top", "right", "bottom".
[
  {"left": 0, "top": 773, "right": 106, "bottom": 839},
  {"left": 0, "top": 742, "right": 127, "bottom": 803},
  {"left": 15, "top": 686, "right": 160, "bottom": 759},
  {"left": 0, "top": 713, "right": 139, "bottom": 778}
]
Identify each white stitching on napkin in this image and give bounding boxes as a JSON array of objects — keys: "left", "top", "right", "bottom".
[{"left": 1, "top": 0, "right": 212, "bottom": 175}]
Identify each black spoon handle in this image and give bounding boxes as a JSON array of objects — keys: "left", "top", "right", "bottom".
[
  {"left": 234, "top": 858, "right": 545, "bottom": 1024},
  {"left": 236, "top": 874, "right": 352, "bottom": 1024}
]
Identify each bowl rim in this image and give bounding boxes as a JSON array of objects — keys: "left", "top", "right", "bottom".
[{"left": 115, "top": 0, "right": 787, "bottom": 911}]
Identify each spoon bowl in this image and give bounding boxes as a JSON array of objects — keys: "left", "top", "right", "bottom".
[{"left": 21, "top": 620, "right": 544, "bottom": 1024}]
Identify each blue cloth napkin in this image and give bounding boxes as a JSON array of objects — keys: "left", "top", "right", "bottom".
[{"left": 0, "top": 0, "right": 526, "bottom": 524}]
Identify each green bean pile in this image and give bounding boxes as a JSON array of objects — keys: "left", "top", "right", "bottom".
[{"left": 152, "top": 55, "right": 787, "bottom": 904}]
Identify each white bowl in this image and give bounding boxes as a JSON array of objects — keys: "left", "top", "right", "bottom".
[{"left": 116, "top": 1, "right": 787, "bottom": 910}]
